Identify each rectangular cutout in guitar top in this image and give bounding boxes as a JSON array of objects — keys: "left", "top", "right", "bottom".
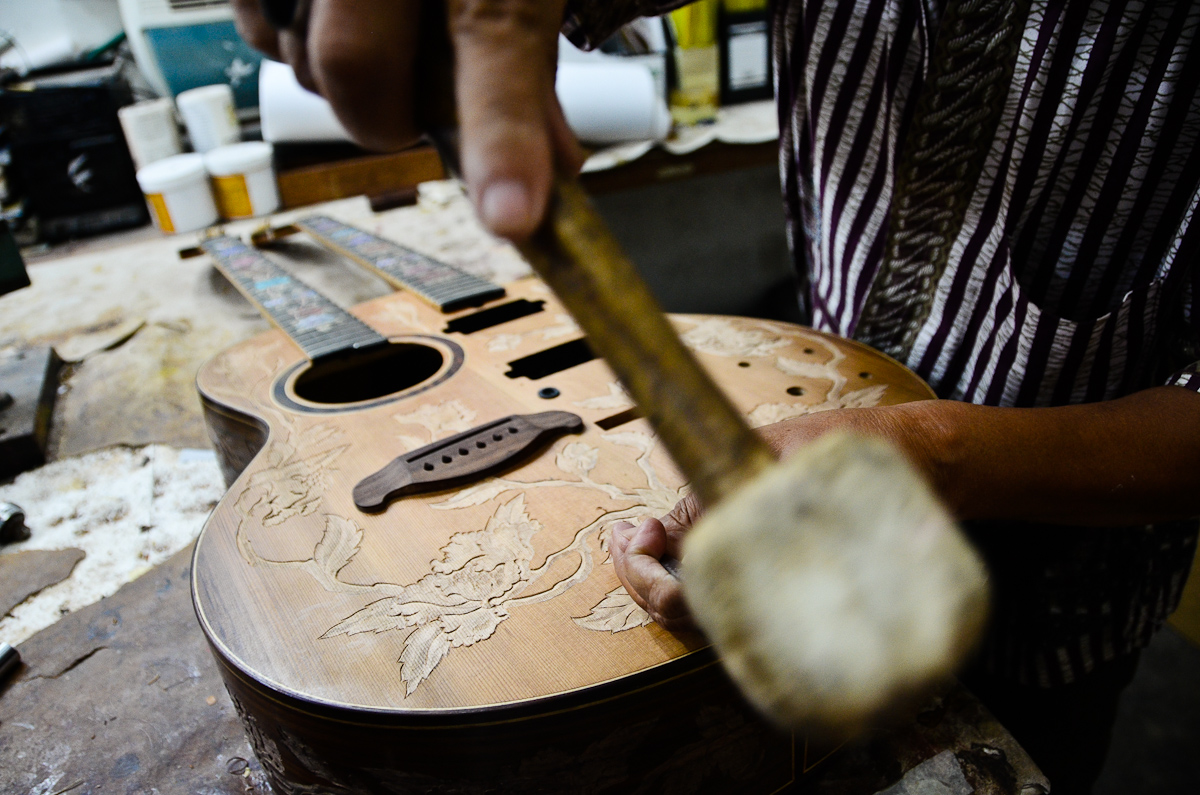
[
  {"left": 504, "top": 338, "right": 595, "bottom": 380},
  {"left": 596, "top": 407, "right": 642, "bottom": 430},
  {"left": 443, "top": 299, "right": 546, "bottom": 334}
]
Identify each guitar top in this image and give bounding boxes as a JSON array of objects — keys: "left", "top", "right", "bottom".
[{"left": 193, "top": 256, "right": 935, "bottom": 720}]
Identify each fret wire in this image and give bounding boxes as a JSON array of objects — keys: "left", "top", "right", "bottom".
[{"left": 296, "top": 215, "right": 505, "bottom": 311}]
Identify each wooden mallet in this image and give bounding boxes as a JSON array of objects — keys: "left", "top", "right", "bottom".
[{"left": 418, "top": 6, "right": 990, "bottom": 737}]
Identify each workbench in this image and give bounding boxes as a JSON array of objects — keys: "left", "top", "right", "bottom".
[{"left": 0, "top": 183, "right": 1047, "bottom": 794}]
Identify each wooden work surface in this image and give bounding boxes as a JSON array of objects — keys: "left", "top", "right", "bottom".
[{"left": 0, "top": 544, "right": 1045, "bottom": 794}]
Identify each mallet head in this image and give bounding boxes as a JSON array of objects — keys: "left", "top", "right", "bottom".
[{"left": 681, "top": 431, "right": 990, "bottom": 737}]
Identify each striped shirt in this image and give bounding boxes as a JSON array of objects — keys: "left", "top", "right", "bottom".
[{"left": 567, "top": 0, "right": 1200, "bottom": 685}]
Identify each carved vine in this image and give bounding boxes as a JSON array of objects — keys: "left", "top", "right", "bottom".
[
  {"left": 234, "top": 425, "right": 681, "bottom": 694},
  {"left": 230, "top": 318, "right": 886, "bottom": 696}
]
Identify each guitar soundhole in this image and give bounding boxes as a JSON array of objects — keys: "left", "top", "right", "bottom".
[{"left": 292, "top": 342, "right": 445, "bottom": 404}]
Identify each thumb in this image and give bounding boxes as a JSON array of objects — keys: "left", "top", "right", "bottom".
[{"left": 448, "top": 0, "right": 570, "bottom": 240}]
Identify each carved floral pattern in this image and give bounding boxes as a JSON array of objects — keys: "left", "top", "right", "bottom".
[
  {"left": 749, "top": 331, "right": 888, "bottom": 426},
  {"left": 230, "top": 320, "right": 888, "bottom": 695},
  {"left": 678, "top": 317, "right": 790, "bottom": 358},
  {"left": 486, "top": 313, "right": 578, "bottom": 353},
  {"left": 235, "top": 428, "right": 683, "bottom": 695},
  {"left": 392, "top": 399, "right": 478, "bottom": 450},
  {"left": 233, "top": 423, "right": 350, "bottom": 563},
  {"left": 573, "top": 380, "right": 633, "bottom": 411}
]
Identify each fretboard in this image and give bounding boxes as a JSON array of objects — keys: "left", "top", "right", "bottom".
[
  {"left": 295, "top": 215, "right": 506, "bottom": 312},
  {"left": 202, "top": 236, "right": 387, "bottom": 362}
]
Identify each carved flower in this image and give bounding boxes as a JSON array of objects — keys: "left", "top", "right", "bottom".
[
  {"left": 555, "top": 442, "right": 599, "bottom": 478},
  {"left": 323, "top": 495, "right": 541, "bottom": 693},
  {"left": 680, "top": 318, "right": 789, "bottom": 358}
]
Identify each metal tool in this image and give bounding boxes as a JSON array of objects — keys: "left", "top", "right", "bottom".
[
  {"left": 0, "top": 643, "right": 20, "bottom": 686},
  {"left": 0, "top": 502, "right": 30, "bottom": 545}
]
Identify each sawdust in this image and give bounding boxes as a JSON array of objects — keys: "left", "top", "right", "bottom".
[{"left": 0, "top": 445, "right": 224, "bottom": 645}]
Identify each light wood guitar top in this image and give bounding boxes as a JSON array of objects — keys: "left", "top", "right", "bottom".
[{"left": 193, "top": 276, "right": 935, "bottom": 717}]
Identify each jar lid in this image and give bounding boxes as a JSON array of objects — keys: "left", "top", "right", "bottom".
[
  {"left": 136, "top": 153, "right": 207, "bottom": 192},
  {"left": 204, "top": 142, "right": 274, "bottom": 176},
  {"left": 176, "top": 84, "right": 233, "bottom": 107}
]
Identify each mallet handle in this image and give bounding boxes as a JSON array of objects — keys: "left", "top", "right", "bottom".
[
  {"left": 415, "top": 0, "right": 773, "bottom": 506},
  {"left": 520, "top": 178, "right": 776, "bottom": 508}
]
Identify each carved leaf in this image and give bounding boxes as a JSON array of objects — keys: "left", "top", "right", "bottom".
[
  {"left": 747, "top": 402, "right": 807, "bottom": 427},
  {"left": 442, "top": 607, "right": 506, "bottom": 648},
  {"left": 574, "top": 587, "right": 652, "bottom": 632},
  {"left": 430, "top": 479, "right": 516, "bottom": 509},
  {"left": 681, "top": 318, "right": 788, "bottom": 358},
  {"left": 399, "top": 623, "right": 452, "bottom": 694},
  {"left": 542, "top": 314, "right": 579, "bottom": 339},
  {"left": 602, "top": 431, "right": 655, "bottom": 455},
  {"left": 837, "top": 384, "right": 888, "bottom": 408},
  {"left": 556, "top": 442, "right": 599, "bottom": 477},
  {"left": 487, "top": 333, "right": 523, "bottom": 352},
  {"left": 632, "top": 487, "right": 687, "bottom": 517},
  {"left": 774, "top": 355, "right": 840, "bottom": 379},
  {"left": 573, "top": 381, "right": 631, "bottom": 410},
  {"left": 393, "top": 400, "right": 477, "bottom": 439},
  {"left": 322, "top": 597, "right": 408, "bottom": 637},
  {"left": 313, "top": 515, "right": 363, "bottom": 579}
]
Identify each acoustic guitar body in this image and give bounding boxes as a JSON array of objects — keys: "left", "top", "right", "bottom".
[{"left": 193, "top": 275, "right": 935, "bottom": 794}]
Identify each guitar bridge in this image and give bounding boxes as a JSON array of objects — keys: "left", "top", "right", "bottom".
[{"left": 353, "top": 411, "right": 584, "bottom": 511}]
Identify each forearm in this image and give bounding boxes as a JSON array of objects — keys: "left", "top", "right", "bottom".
[{"left": 888, "top": 387, "right": 1200, "bottom": 526}]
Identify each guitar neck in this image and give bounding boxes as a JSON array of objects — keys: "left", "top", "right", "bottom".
[
  {"left": 295, "top": 215, "right": 506, "bottom": 312},
  {"left": 201, "top": 236, "right": 387, "bottom": 362}
]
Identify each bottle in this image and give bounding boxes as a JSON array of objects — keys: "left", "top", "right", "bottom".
[
  {"left": 669, "top": 0, "right": 720, "bottom": 125},
  {"left": 719, "top": 0, "right": 772, "bottom": 104}
]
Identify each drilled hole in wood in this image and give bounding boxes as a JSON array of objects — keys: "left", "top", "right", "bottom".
[
  {"left": 860, "top": 372, "right": 872, "bottom": 378},
  {"left": 787, "top": 386, "right": 804, "bottom": 396},
  {"left": 738, "top": 361, "right": 750, "bottom": 368},
  {"left": 804, "top": 348, "right": 814, "bottom": 354}
]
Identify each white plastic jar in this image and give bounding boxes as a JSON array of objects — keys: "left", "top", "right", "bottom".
[
  {"left": 136, "top": 153, "right": 219, "bottom": 234},
  {"left": 176, "top": 84, "right": 240, "bottom": 153},
  {"left": 204, "top": 142, "right": 281, "bottom": 219},
  {"left": 117, "top": 98, "right": 183, "bottom": 170}
]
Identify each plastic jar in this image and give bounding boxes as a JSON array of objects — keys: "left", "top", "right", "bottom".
[
  {"left": 117, "top": 98, "right": 183, "bottom": 170},
  {"left": 136, "top": 153, "right": 219, "bottom": 234},
  {"left": 176, "top": 84, "right": 240, "bottom": 153},
  {"left": 204, "top": 142, "right": 280, "bottom": 219}
]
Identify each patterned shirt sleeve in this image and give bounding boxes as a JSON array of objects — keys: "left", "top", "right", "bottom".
[
  {"left": 562, "top": 0, "right": 695, "bottom": 50},
  {"left": 1168, "top": 362, "right": 1200, "bottom": 393},
  {"left": 1166, "top": 273, "right": 1200, "bottom": 393}
]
